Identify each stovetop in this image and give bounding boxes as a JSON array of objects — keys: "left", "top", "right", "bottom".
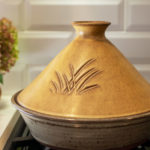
[{"left": 3, "top": 116, "right": 150, "bottom": 150}]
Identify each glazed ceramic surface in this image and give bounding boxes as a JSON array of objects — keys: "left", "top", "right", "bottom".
[
  {"left": 16, "top": 21, "right": 150, "bottom": 119},
  {"left": 12, "top": 91, "right": 150, "bottom": 150},
  {"left": 12, "top": 21, "right": 150, "bottom": 150}
]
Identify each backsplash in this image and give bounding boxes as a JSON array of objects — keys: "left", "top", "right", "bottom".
[{"left": 0, "top": 0, "right": 150, "bottom": 96}]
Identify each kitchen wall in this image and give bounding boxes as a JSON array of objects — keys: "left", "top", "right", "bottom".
[{"left": 0, "top": 0, "right": 150, "bottom": 96}]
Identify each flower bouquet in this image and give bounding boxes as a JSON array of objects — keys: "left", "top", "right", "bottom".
[{"left": 0, "top": 18, "right": 19, "bottom": 98}]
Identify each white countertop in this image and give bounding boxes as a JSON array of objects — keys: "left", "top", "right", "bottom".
[{"left": 0, "top": 96, "right": 20, "bottom": 150}]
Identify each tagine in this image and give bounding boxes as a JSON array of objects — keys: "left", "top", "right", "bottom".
[{"left": 12, "top": 21, "right": 150, "bottom": 150}]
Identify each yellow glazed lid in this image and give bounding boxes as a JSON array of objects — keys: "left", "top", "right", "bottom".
[{"left": 17, "top": 21, "right": 150, "bottom": 119}]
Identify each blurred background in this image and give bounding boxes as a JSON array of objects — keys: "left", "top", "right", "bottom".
[{"left": 0, "top": 0, "right": 150, "bottom": 97}]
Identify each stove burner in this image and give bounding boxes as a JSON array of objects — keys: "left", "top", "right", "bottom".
[{"left": 3, "top": 116, "right": 150, "bottom": 150}]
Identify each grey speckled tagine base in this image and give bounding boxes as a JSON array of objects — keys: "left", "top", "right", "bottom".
[{"left": 12, "top": 91, "right": 150, "bottom": 150}]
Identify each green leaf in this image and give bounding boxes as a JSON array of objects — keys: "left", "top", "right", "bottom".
[{"left": 0, "top": 74, "right": 3, "bottom": 84}]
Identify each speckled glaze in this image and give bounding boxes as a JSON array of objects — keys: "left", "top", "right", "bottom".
[
  {"left": 11, "top": 21, "right": 150, "bottom": 150},
  {"left": 17, "top": 21, "right": 150, "bottom": 119},
  {"left": 12, "top": 91, "right": 150, "bottom": 150}
]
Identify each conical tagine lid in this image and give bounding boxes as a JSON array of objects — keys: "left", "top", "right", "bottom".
[{"left": 18, "top": 21, "right": 150, "bottom": 119}]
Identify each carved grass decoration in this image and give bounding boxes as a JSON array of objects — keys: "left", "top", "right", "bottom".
[{"left": 50, "top": 58, "right": 102, "bottom": 95}]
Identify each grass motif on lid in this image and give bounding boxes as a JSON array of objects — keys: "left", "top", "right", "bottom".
[{"left": 49, "top": 58, "right": 102, "bottom": 95}]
